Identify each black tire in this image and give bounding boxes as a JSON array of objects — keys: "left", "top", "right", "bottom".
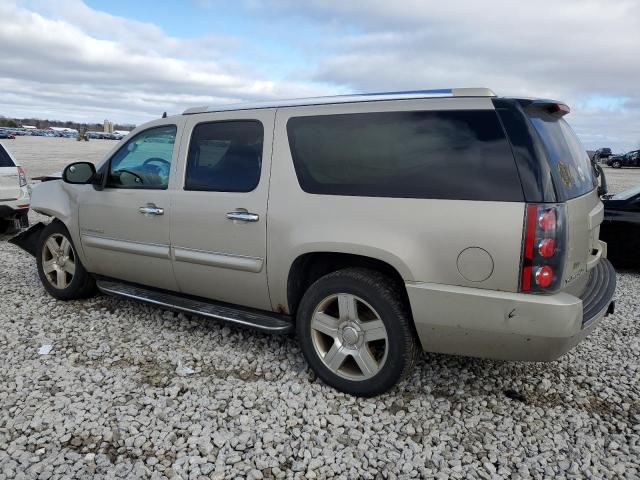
[
  {"left": 612, "top": 160, "right": 622, "bottom": 169},
  {"left": 0, "top": 219, "right": 9, "bottom": 235},
  {"left": 36, "top": 221, "right": 97, "bottom": 300},
  {"left": 296, "top": 268, "right": 418, "bottom": 397}
]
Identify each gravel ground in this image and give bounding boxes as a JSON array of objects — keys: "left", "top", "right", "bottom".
[
  {"left": 0, "top": 136, "right": 114, "bottom": 179},
  {"left": 0, "top": 138, "right": 639, "bottom": 479}
]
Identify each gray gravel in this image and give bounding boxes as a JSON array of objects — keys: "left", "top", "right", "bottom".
[
  {"left": 0, "top": 138, "right": 639, "bottom": 479},
  {"left": 1, "top": 136, "right": 114, "bottom": 179}
]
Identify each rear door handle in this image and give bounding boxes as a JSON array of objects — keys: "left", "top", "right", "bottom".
[
  {"left": 139, "top": 204, "right": 164, "bottom": 216},
  {"left": 226, "top": 211, "right": 259, "bottom": 222}
]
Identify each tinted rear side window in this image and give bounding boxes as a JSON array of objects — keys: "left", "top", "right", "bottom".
[
  {"left": 527, "top": 111, "right": 595, "bottom": 199},
  {"left": 0, "top": 145, "right": 14, "bottom": 167},
  {"left": 286, "top": 110, "right": 523, "bottom": 201},
  {"left": 185, "top": 121, "right": 263, "bottom": 192}
]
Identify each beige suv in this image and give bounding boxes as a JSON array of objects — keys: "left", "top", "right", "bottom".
[{"left": 13, "top": 88, "right": 617, "bottom": 396}]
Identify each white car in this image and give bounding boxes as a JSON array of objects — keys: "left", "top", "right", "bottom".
[{"left": 0, "top": 143, "right": 29, "bottom": 233}]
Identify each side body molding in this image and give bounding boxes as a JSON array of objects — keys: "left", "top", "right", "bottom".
[
  {"left": 81, "top": 234, "right": 171, "bottom": 259},
  {"left": 172, "top": 246, "right": 264, "bottom": 273}
]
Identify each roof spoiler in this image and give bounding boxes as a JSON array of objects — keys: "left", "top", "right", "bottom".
[{"left": 525, "top": 99, "right": 571, "bottom": 116}]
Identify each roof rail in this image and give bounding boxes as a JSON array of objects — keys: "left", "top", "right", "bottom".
[{"left": 182, "top": 87, "right": 496, "bottom": 115}]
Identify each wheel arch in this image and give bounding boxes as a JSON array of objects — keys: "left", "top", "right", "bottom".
[{"left": 286, "top": 251, "right": 412, "bottom": 319}]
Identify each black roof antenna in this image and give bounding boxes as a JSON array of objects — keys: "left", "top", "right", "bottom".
[{"left": 162, "top": 112, "right": 167, "bottom": 118}]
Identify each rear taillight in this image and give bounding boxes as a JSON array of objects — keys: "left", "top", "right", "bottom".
[
  {"left": 17, "top": 166, "right": 27, "bottom": 187},
  {"left": 520, "top": 203, "right": 566, "bottom": 293}
]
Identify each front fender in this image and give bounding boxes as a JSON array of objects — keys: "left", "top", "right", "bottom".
[
  {"left": 30, "top": 180, "right": 73, "bottom": 221},
  {"left": 26, "top": 180, "right": 88, "bottom": 266}
]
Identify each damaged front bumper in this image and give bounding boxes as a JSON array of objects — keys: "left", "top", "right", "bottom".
[{"left": 9, "top": 222, "right": 46, "bottom": 257}]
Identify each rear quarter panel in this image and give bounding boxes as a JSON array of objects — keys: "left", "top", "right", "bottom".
[{"left": 267, "top": 98, "right": 526, "bottom": 312}]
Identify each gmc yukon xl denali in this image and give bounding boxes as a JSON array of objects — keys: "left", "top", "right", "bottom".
[{"left": 13, "top": 88, "right": 616, "bottom": 396}]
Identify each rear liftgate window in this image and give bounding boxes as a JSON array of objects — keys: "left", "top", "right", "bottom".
[
  {"left": 286, "top": 110, "right": 523, "bottom": 201},
  {"left": 527, "top": 111, "right": 596, "bottom": 199}
]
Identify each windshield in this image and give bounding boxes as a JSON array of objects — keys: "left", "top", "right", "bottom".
[{"left": 528, "top": 111, "right": 596, "bottom": 199}]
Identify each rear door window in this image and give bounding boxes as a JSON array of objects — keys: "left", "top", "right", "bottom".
[
  {"left": 0, "top": 145, "right": 15, "bottom": 167},
  {"left": 286, "top": 110, "right": 523, "bottom": 201},
  {"left": 185, "top": 121, "right": 263, "bottom": 192},
  {"left": 527, "top": 111, "right": 596, "bottom": 199}
]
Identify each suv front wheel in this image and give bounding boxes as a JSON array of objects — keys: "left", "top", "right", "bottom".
[
  {"left": 36, "top": 221, "right": 97, "bottom": 300},
  {"left": 297, "top": 268, "right": 418, "bottom": 396}
]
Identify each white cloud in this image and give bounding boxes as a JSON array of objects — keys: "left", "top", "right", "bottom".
[
  {"left": 0, "top": 0, "right": 638, "bottom": 151},
  {"left": 0, "top": 1, "right": 328, "bottom": 124},
  {"left": 253, "top": 0, "right": 640, "bottom": 151}
]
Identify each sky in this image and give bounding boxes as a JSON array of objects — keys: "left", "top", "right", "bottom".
[{"left": 0, "top": 0, "right": 638, "bottom": 151}]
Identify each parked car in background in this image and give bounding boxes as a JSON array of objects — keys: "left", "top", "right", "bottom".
[
  {"left": 85, "top": 131, "right": 122, "bottom": 140},
  {"left": 0, "top": 143, "right": 29, "bottom": 233},
  {"left": 0, "top": 130, "right": 16, "bottom": 139},
  {"left": 600, "top": 185, "right": 640, "bottom": 267},
  {"left": 607, "top": 150, "right": 640, "bottom": 168},
  {"left": 592, "top": 147, "right": 612, "bottom": 163},
  {"left": 12, "top": 88, "right": 616, "bottom": 396}
]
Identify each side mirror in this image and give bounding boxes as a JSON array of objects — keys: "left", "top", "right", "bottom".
[{"left": 62, "top": 162, "right": 96, "bottom": 184}]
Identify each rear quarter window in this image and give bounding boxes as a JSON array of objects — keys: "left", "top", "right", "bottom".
[
  {"left": 527, "top": 111, "right": 596, "bottom": 199},
  {"left": 0, "top": 145, "right": 15, "bottom": 167},
  {"left": 286, "top": 109, "right": 523, "bottom": 201}
]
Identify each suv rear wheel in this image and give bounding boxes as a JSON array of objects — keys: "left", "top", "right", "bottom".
[
  {"left": 612, "top": 159, "right": 622, "bottom": 168},
  {"left": 296, "top": 268, "right": 418, "bottom": 396},
  {"left": 36, "top": 221, "right": 97, "bottom": 300}
]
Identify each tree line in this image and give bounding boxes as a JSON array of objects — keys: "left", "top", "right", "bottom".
[{"left": 0, "top": 115, "right": 135, "bottom": 131}]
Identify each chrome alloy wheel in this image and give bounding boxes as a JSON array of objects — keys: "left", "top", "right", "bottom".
[
  {"left": 42, "top": 233, "right": 76, "bottom": 289},
  {"left": 310, "top": 293, "right": 389, "bottom": 380}
]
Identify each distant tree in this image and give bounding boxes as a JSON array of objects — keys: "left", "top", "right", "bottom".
[{"left": 0, "top": 119, "right": 18, "bottom": 128}]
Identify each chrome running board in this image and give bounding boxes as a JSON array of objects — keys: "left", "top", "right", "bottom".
[{"left": 96, "top": 279, "right": 293, "bottom": 334}]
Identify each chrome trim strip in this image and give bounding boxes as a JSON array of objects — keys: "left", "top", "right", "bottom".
[
  {"left": 182, "top": 88, "right": 497, "bottom": 114},
  {"left": 81, "top": 234, "right": 170, "bottom": 259},
  {"left": 173, "top": 246, "right": 263, "bottom": 273}
]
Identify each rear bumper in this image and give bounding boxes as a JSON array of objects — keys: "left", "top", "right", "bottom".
[
  {"left": 406, "top": 258, "right": 616, "bottom": 361},
  {"left": 0, "top": 186, "right": 30, "bottom": 218},
  {"left": 0, "top": 204, "right": 29, "bottom": 219}
]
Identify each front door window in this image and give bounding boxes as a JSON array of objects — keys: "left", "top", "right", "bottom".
[{"left": 107, "top": 125, "right": 177, "bottom": 189}]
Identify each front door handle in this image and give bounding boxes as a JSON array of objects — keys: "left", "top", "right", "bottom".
[
  {"left": 226, "top": 211, "right": 259, "bottom": 222},
  {"left": 139, "top": 204, "right": 164, "bottom": 216}
]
